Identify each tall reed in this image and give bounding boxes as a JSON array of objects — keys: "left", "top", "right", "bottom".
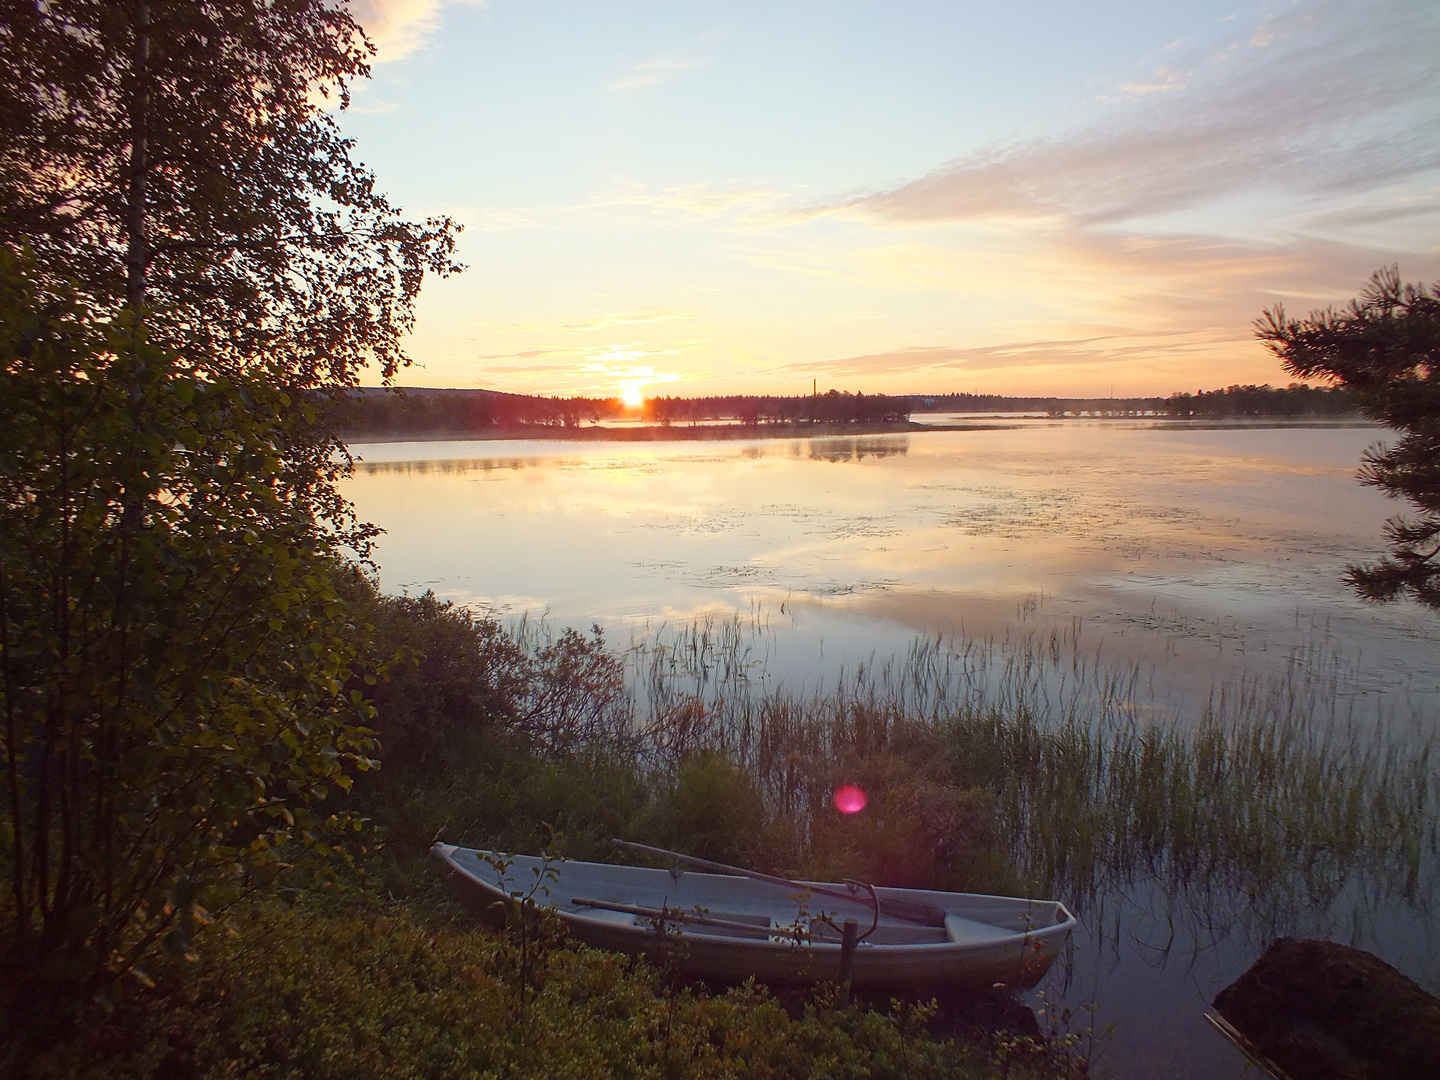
[{"left": 616, "top": 616, "right": 1437, "bottom": 922}]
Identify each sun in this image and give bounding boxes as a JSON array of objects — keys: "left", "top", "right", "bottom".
[{"left": 620, "top": 386, "right": 644, "bottom": 409}]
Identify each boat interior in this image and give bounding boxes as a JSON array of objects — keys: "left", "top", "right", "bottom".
[
  {"left": 450, "top": 848, "right": 1070, "bottom": 948},
  {"left": 566, "top": 901, "right": 1021, "bottom": 947}
]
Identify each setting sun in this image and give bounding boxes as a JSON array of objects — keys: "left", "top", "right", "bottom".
[{"left": 620, "top": 386, "right": 644, "bottom": 409}]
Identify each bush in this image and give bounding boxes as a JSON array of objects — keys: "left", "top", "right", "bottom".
[
  {"left": 341, "top": 593, "right": 1024, "bottom": 899},
  {"left": 635, "top": 752, "right": 771, "bottom": 867},
  {"left": 24, "top": 901, "right": 1060, "bottom": 1080},
  {"left": 355, "top": 587, "right": 534, "bottom": 777}
]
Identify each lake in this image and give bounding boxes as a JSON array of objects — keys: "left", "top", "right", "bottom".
[{"left": 346, "top": 419, "right": 1439, "bottom": 1079}]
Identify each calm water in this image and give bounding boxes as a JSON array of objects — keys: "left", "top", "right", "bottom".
[
  {"left": 346, "top": 420, "right": 1439, "bottom": 1079},
  {"left": 349, "top": 420, "right": 1438, "bottom": 712}
]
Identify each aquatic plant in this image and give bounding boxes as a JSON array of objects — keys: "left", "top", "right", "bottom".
[
  {"left": 619, "top": 615, "right": 1438, "bottom": 927},
  {"left": 350, "top": 591, "right": 1437, "bottom": 962}
]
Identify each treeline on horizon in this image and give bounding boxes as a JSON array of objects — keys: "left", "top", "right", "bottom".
[
  {"left": 914, "top": 383, "right": 1359, "bottom": 418},
  {"left": 336, "top": 386, "right": 915, "bottom": 433},
  {"left": 337, "top": 382, "right": 1360, "bottom": 436}
]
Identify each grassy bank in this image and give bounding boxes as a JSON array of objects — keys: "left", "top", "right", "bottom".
[{"left": 20, "top": 583, "right": 1436, "bottom": 1078}]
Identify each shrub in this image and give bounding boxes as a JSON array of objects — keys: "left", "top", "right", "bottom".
[
  {"left": 635, "top": 752, "right": 771, "bottom": 867},
  {"left": 23, "top": 901, "right": 1062, "bottom": 1080},
  {"left": 0, "top": 255, "right": 376, "bottom": 1047}
]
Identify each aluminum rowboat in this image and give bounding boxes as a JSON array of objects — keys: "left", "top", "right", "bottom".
[{"left": 433, "top": 843, "right": 1076, "bottom": 990}]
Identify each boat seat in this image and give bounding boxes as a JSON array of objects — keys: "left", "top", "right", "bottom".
[
  {"left": 573, "top": 906, "right": 645, "bottom": 927},
  {"left": 944, "top": 915, "right": 1013, "bottom": 945}
]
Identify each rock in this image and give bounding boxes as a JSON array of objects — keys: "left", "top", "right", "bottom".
[{"left": 1212, "top": 938, "right": 1440, "bottom": 1080}]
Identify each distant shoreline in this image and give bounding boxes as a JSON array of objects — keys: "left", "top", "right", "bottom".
[
  {"left": 342, "top": 415, "right": 1376, "bottom": 445},
  {"left": 344, "top": 420, "right": 946, "bottom": 443}
]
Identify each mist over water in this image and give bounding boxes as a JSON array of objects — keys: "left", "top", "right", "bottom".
[{"left": 346, "top": 421, "right": 1439, "bottom": 1079}]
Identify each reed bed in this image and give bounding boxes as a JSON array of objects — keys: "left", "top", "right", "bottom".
[{"left": 606, "top": 616, "right": 1438, "bottom": 922}]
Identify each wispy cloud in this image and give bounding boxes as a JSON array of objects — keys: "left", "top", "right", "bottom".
[
  {"left": 1111, "top": 65, "right": 1187, "bottom": 100},
  {"left": 345, "top": 96, "right": 401, "bottom": 115},
  {"left": 560, "top": 309, "right": 696, "bottom": 333},
  {"left": 845, "top": 1, "right": 1439, "bottom": 226},
  {"left": 775, "top": 334, "right": 1221, "bottom": 379},
  {"left": 610, "top": 56, "right": 708, "bottom": 92},
  {"left": 1303, "top": 200, "right": 1440, "bottom": 231},
  {"left": 482, "top": 362, "right": 573, "bottom": 374},
  {"left": 473, "top": 344, "right": 690, "bottom": 395},
  {"left": 587, "top": 180, "right": 801, "bottom": 230},
  {"left": 350, "top": 0, "right": 486, "bottom": 62},
  {"left": 754, "top": 223, "right": 1411, "bottom": 390},
  {"left": 459, "top": 208, "right": 542, "bottom": 232}
]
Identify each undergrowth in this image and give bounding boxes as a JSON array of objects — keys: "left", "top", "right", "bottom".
[{"left": 25, "top": 899, "right": 1072, "bottom": 1080}]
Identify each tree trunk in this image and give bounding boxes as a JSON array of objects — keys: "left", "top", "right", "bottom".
[{"left": 125, "top": 0, "right": 149, "bottom": 316}]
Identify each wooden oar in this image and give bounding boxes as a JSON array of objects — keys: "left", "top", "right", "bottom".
[{"left": 610, "top": 839, "right": 947, "bottom": 928}]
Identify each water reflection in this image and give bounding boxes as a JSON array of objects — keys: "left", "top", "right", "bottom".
[
  {"left": 806, "top": 436, "right": 910, "bottom": 462},
  {"left": 345, "top": 424, "right": 1440, "bottom": 720},
  {"left": 356, "top": 434, "right": 912, "bottom": 474},
  {"left": 360, "top": 456, "right": 530, "bottom": 476}
]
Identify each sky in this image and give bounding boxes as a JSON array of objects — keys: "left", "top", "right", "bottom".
[{"left": 342, "top": 0, "right": 1440, "bottom": 399}]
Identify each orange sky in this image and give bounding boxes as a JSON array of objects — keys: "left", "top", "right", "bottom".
[{"left": 344, "top": 0, "right": 1440, "bottom": 398}]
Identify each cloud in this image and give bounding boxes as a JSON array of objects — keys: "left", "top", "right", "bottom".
[
  {"left": 349, "top": 0, "right": 485, "bottom": 62},
  {"left": 585, "top": 180, "right": 803, "bottom": 232},
  {"left": 482, "top": 362, "right": 575, "bottom": 375},
  {"left": 475, "top": 347, "right": 573, "bottom": 364},
  {"left": 763, "top": 331, "right": 1265, "bottom": 393},
  {"left": 459, "top": 208, "right": 541, "bottom": 232},
  {"left": 753, "top": 224, "right": 1414, "bottom": 391},
  {"left": 610, "top": 56, "right": 708, "bottom": 92},
  {"left": 1302, "top": 200, "right": 1440, "bottom": 230},
  {"left": 345, "top": 96, "right": 400, "bottom": 115},
  {"left": 1110, "top": 65, "right": 1187, "bottom": 100},
  {"left": 560, "top": 309, "right": 696, "bottom": 333},
  {"left": 778, "top": 340, "right": 1133, "bottom": 378},
  {"left": 847, "top": 0, "right": 1440, "bottom": 226},
  {"left": 470, "top": 347, "right": 686, "bottom": 397}
]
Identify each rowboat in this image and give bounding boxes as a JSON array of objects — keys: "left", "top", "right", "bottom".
[{"left": 432, "top": 842, "right": 1077, "bottom": 990}]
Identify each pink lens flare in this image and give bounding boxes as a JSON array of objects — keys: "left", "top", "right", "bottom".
[{"left": 833, "top": 784, "right": 867, "bottom": 814}]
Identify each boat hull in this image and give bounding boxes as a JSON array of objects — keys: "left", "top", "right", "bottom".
[{"left": 433, "top": 844, "right": 1075, "bottom": 990}]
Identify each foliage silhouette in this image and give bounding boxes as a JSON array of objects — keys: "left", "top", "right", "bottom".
[
  {"left": 0, "top": 0, "right": 460, "bottom": 385},
  {"left": 0, "top": 0, "right": 459, "bottom": 1051},
  {"left": 1258, "top": 268, "right": 1440, "bottom": 608},
  {"left": 0, "top": 254, "right": 378, "bottom": 1049}
]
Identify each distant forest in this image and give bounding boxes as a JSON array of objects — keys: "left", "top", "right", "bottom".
[
  {"left": 336, "top": 383, "right": 1359, "bottom": 437},
  {"left": 337, "top": 387, "right": 914, "bottom": 435},
  {"left": 914, "top": 383, "right": 1359, "bottom": 418}
]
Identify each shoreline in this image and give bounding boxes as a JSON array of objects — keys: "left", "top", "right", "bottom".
[
  {"left": 340, "top": 415, "right": 1375, "bottom": 445},
  {"left": 343, "top": 420, "right": 947, "bottom": 444}
]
